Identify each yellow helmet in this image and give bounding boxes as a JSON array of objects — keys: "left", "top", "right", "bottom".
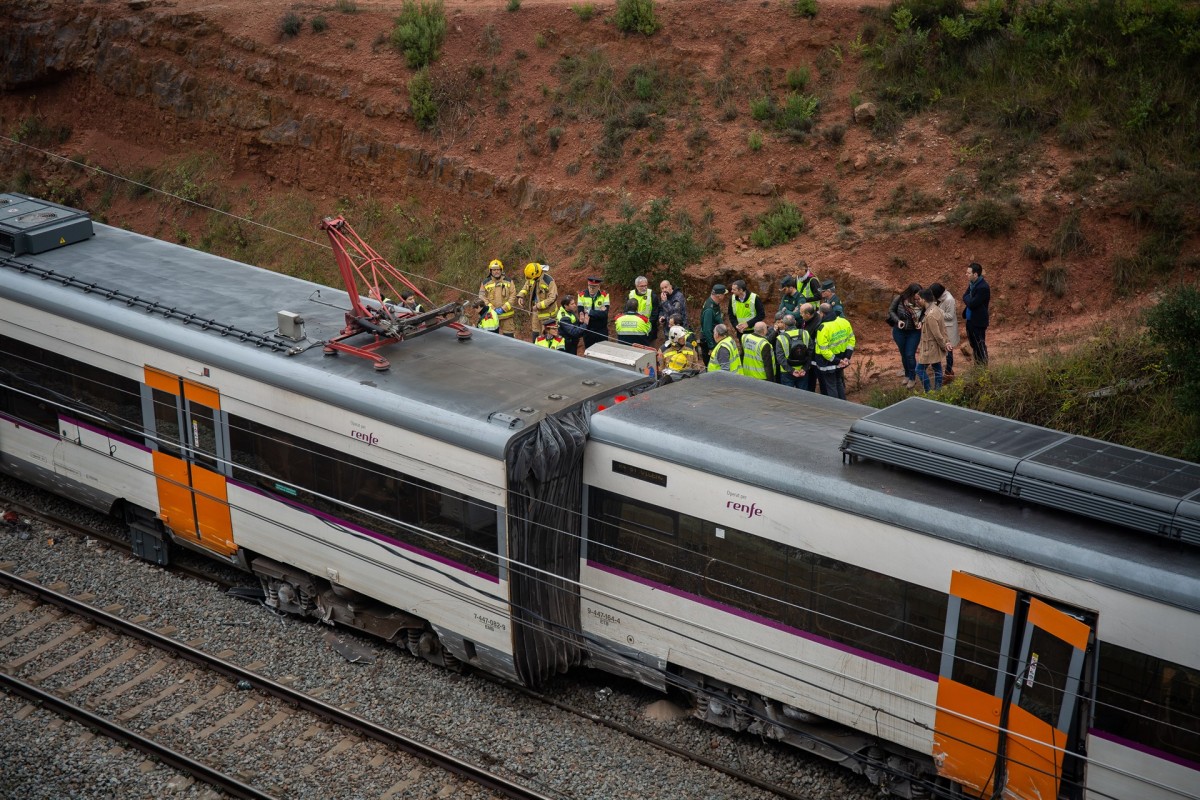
[
  {"left": 488, "top": 258, "right": 504, "bottom": 271},
  {"left": 524, "top": 262, "right": 543, "bottom": 281}
]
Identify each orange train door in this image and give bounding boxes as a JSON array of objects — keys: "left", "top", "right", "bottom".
[
  {"left": 933, "top": 571, "right": 1092, "bottom": 800},
  {"left": 144, "top": 367, "right": 236, "bottom": 557}
]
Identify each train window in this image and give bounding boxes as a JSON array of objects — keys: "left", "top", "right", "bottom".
[
  {"left": 812, "top": 554, "right": 907, "bottom": 662},
  {"left": 186, "top": 401, "right": 220, "bottom": 472},
  {"left": 227, "top": 414, "right": 499, "bottom": 576},
  {"left": 1095, "top": 643, "right": 1200, "bottom": 764},
  {"left": 1017, "top": 628, "right": 1074, "bottom": 726},
  {"left": 0, "top": 335, "right": 58, "bottom": 431},
  {"left": 585, "top": 488, "right": 946, "bottom": 673},
  {"left": 151, "top": 389, "right": 183, "bottom": 457},
  {"left": 0, "top": 334, "right": 141, "bottom": 439},
  {"left": 949, "top": 600, "right": 1006, "bottom": 695}
]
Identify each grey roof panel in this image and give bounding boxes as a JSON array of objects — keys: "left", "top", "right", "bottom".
[
  {"left": 0, "top": 224, "right": 648, "bottom": 458},
  {"left": 844, "top": 397, "right": 1200, "bottom": 543}
]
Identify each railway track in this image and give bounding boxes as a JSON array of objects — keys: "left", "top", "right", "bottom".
[
  {"left": 1, "top": 489, "right": 853, "bottom": 800},
  {"left": 0, "top": 568, "right": 549, "bottom": 800}
]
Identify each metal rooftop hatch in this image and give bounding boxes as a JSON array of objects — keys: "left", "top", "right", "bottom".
[
  {"left": 841, "top": 397, "right": 1200, "bottom": 545},
  {"left": 0, "top": 193, "right": 93, "bottom": 256}
]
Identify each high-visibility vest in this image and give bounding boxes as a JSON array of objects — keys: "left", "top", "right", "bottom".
[
  {"left": 629, "top": 289, "right": 653, "bottom": 317},
  {"left": 535, "top": 335, "right": 566, "bottom": 350},
  {"left": 815, "top": 317, "right": 854, "bottom": 366},
  {"left": 479, "top": 307, "right": 500, "bottom": 331},
  {"left": 615, "top": 313, "right": 651, "bottom": 337},
  {"left": 740, "top": 333, "right": 769, "bottom": 380},
  {"left": 557, "top": 307, "right": 578, "bottom": 329},
  {"left": 707, "top": 337, "right": 743, "bottom": 374},
  {"left": 578, "top": 290, "right": 610, "bottom": 313},
  {"left": 731, "top": 292, "right": 758, "bottom": 325},
  {"left": 663, "top": 346, "right": 698, "bottom": 372}
]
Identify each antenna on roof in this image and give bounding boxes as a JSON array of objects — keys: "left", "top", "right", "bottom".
[{"left": 319, "top": 215, "right": 470, "bottom": 370}]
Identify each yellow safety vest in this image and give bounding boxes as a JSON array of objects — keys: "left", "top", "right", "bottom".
[
  {"left": 535, "top": 335, "right": 566, "bottom": 350},
  {"left": 629, "top": 289, "right": 653, "bottom": 317},
  {"left": 578, "top": 291, "right": 610, "bottom": 312},
  {"left": 740, "top": 333, "right": 769, "bottom": 379},
  {"left": 615, "top": 313, "right": 651, "bottom": 337},
  {"left": 479, "top": 307, "right": 500, "bottom": 331},
  {"left": 707, "top": 337, "right": 743, "bottom": 374},
  {"left": 731, "top": 292, "right": 759, "bottom": 325}
]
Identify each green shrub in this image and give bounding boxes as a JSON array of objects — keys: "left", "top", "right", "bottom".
[
  {"left": 1145, "top": 286, "right": 1200, "bottom": 455},
  {"left": 409, "top": 68, "right": 438, "bottom": 129},
  {"left": 311, "top": 15, "right": 328, "bottom": 33},
  {"left": 507, "top": 0, "right": 521, "bottom": 11},
  {"left": 778, "top": 93, "right": 819, "bottom": 136},
  {"left": 614, "top": 0, "right": 661, "bottom": 36},
  {"left": 751, "top": 199, "right": 806, "bottom": 247},
  {"left": 280, "top": 12, "right": 303, "bottom": 38},
  {"left": 547, "top": 126, "right": 564, "bottom": 149},
  {"left": 952, "top": 198, "right": 1017, "bottom": 236},
  {"left": 749, "top": 96, "right": 772, "bottom": 121},
  {"left": 336, "top": 0, "right": 359, "bottom": 12},
  {"left": 586, "top": 197, "right": 712, "bottom": 288},
  {"left": 748, "top": 130, "right": 763, "bottom": 151},
  {"left": 571, "top": 3, "right": 596, "bottom": 20},
  {"left": 9, "top": 116, "right": 71, "bottom": 147},
  {"left": 1038, "top": 264, "right": 1068, "bottom": 298},
  {"left": 391, "top": 0, "right": 447, "bottom": 69},
  {"left": 785, "top": 66, "right": 810, "bottom": 91},
  {"left": 790, "top": 0, "right": 817, "bottom": 18},
  {"left": 1050, "top": 211, "right": 1088, "bottom": 257}
]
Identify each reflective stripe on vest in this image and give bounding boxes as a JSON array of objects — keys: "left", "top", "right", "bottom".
[
  {"left": 663, "top": 347, "right": 697, "bottom": 371},
  {"left": 731, "top": 292, "right": 758, "bottom": 325},
  {"left": 707, "top": 337, "right": 743, "bottom": 374},
  {"left": 629, "top": 289, "right": 652, "bottom": 316},
  {"left": 740, "top": 333, "right": 769, "bottom": 379},
  {"left": 578, "top": 291, "right": 610, "bottom": 312},
  {"left": 615, "top": 313, "right": 650, "bottom": 336},
  {"left": 557, "top": 308, "right": 578, "bottom": 327}
]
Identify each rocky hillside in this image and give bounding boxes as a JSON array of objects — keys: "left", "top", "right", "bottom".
[{"left": 0, "top": 0, "right": 1182, "bottom": 375}]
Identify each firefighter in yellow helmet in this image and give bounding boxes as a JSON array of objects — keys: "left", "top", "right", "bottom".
[
  {"left": 478, "top": 258, "right": 517, "bottom": 337},
  {"left": 516, "top": 262, "right": 559, "bottom": 338}
]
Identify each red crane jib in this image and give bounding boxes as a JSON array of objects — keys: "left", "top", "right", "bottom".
[{"left": 318, "top": 216, "right": 470, "bottom": 370}]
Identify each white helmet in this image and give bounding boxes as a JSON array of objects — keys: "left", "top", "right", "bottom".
[{"left": 668, "top": 325, "right": 687, "bottom": 344}]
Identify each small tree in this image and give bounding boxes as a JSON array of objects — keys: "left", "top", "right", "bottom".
[
  {"left": 614, "top": 0, "right": 661, "bottom": 36},
  {"left": 1145, "top": 285, "right": 1200, "bottom": 457},
  {"left": 587, "top": 198, "right": 706, "bottom": 288},
  {"left": 392, "top": 0, "right": 447, "bottom": 69}
]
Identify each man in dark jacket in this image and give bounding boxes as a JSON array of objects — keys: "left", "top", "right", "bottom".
[
  {"left": 699, "top": 284, "right": 729, "bottom": 364},
  {"left": 577, "top": 276, "right": 610, "bottom": 349},
  {"left": 963, "top": 262, "right": 991, "bottom": 366},
  {"left": 798, "top": 302, "right": 822, "bottom": 391}
]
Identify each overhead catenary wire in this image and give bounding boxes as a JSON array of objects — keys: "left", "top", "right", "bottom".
[{"left": 2, "top": 151, "right": 1197, "bottom": 797}]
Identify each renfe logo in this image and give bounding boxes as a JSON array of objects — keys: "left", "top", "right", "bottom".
[
  {"left": 727, "top": 500, "right": 763, "bottom": 519},
  {"left": 350, "top": 429, "right": 379, "bottom": 446}
]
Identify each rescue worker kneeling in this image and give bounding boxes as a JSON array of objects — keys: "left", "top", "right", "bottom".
[
  {"left": 660, "top": 325, "right": 703, "bottom": 373},
  {"left": 534, "top": 317, "right": 566, "bottom": 350}
]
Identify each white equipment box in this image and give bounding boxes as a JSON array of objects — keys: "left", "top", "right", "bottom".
[{"left": 584, "top": 340, "right": 657, "bottom": 376}]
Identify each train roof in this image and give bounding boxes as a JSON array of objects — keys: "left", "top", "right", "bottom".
[
  {"left": 589, "top": 372, "right": 1200, "bottom": 613},
  {"left": 0, "top": 223, "right": 648, "bottom": 459}
]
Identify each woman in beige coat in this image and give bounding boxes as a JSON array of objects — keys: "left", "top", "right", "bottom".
[
  {"left": 929, "top": 282, "right": 958, "bottom": 377},
  {"left": 914, "top": 288, "right": 949, "bottom": 391}
]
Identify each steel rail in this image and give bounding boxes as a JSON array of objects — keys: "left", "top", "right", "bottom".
[{"left": 0, "top": 569, "right": 556, "bottom": 800}]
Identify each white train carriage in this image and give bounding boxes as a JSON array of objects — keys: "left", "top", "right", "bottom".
[
  {"left": 581, "top": 373, "right": 1200, "bottom": 800},
  {"left": 0, "top": 209, "right": 649, "bottom": 686}
]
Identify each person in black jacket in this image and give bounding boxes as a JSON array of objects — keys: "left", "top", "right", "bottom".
[{"left": 962, "top": 262, "right": 990, "bottom": 366}]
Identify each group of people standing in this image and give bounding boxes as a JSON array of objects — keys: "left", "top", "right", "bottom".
[
  {"left": 475, "top": 257, "right": 991, "bottom": 399},
  {"left": 886, "top": 262, "right": 990, "bottom": 392}
]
